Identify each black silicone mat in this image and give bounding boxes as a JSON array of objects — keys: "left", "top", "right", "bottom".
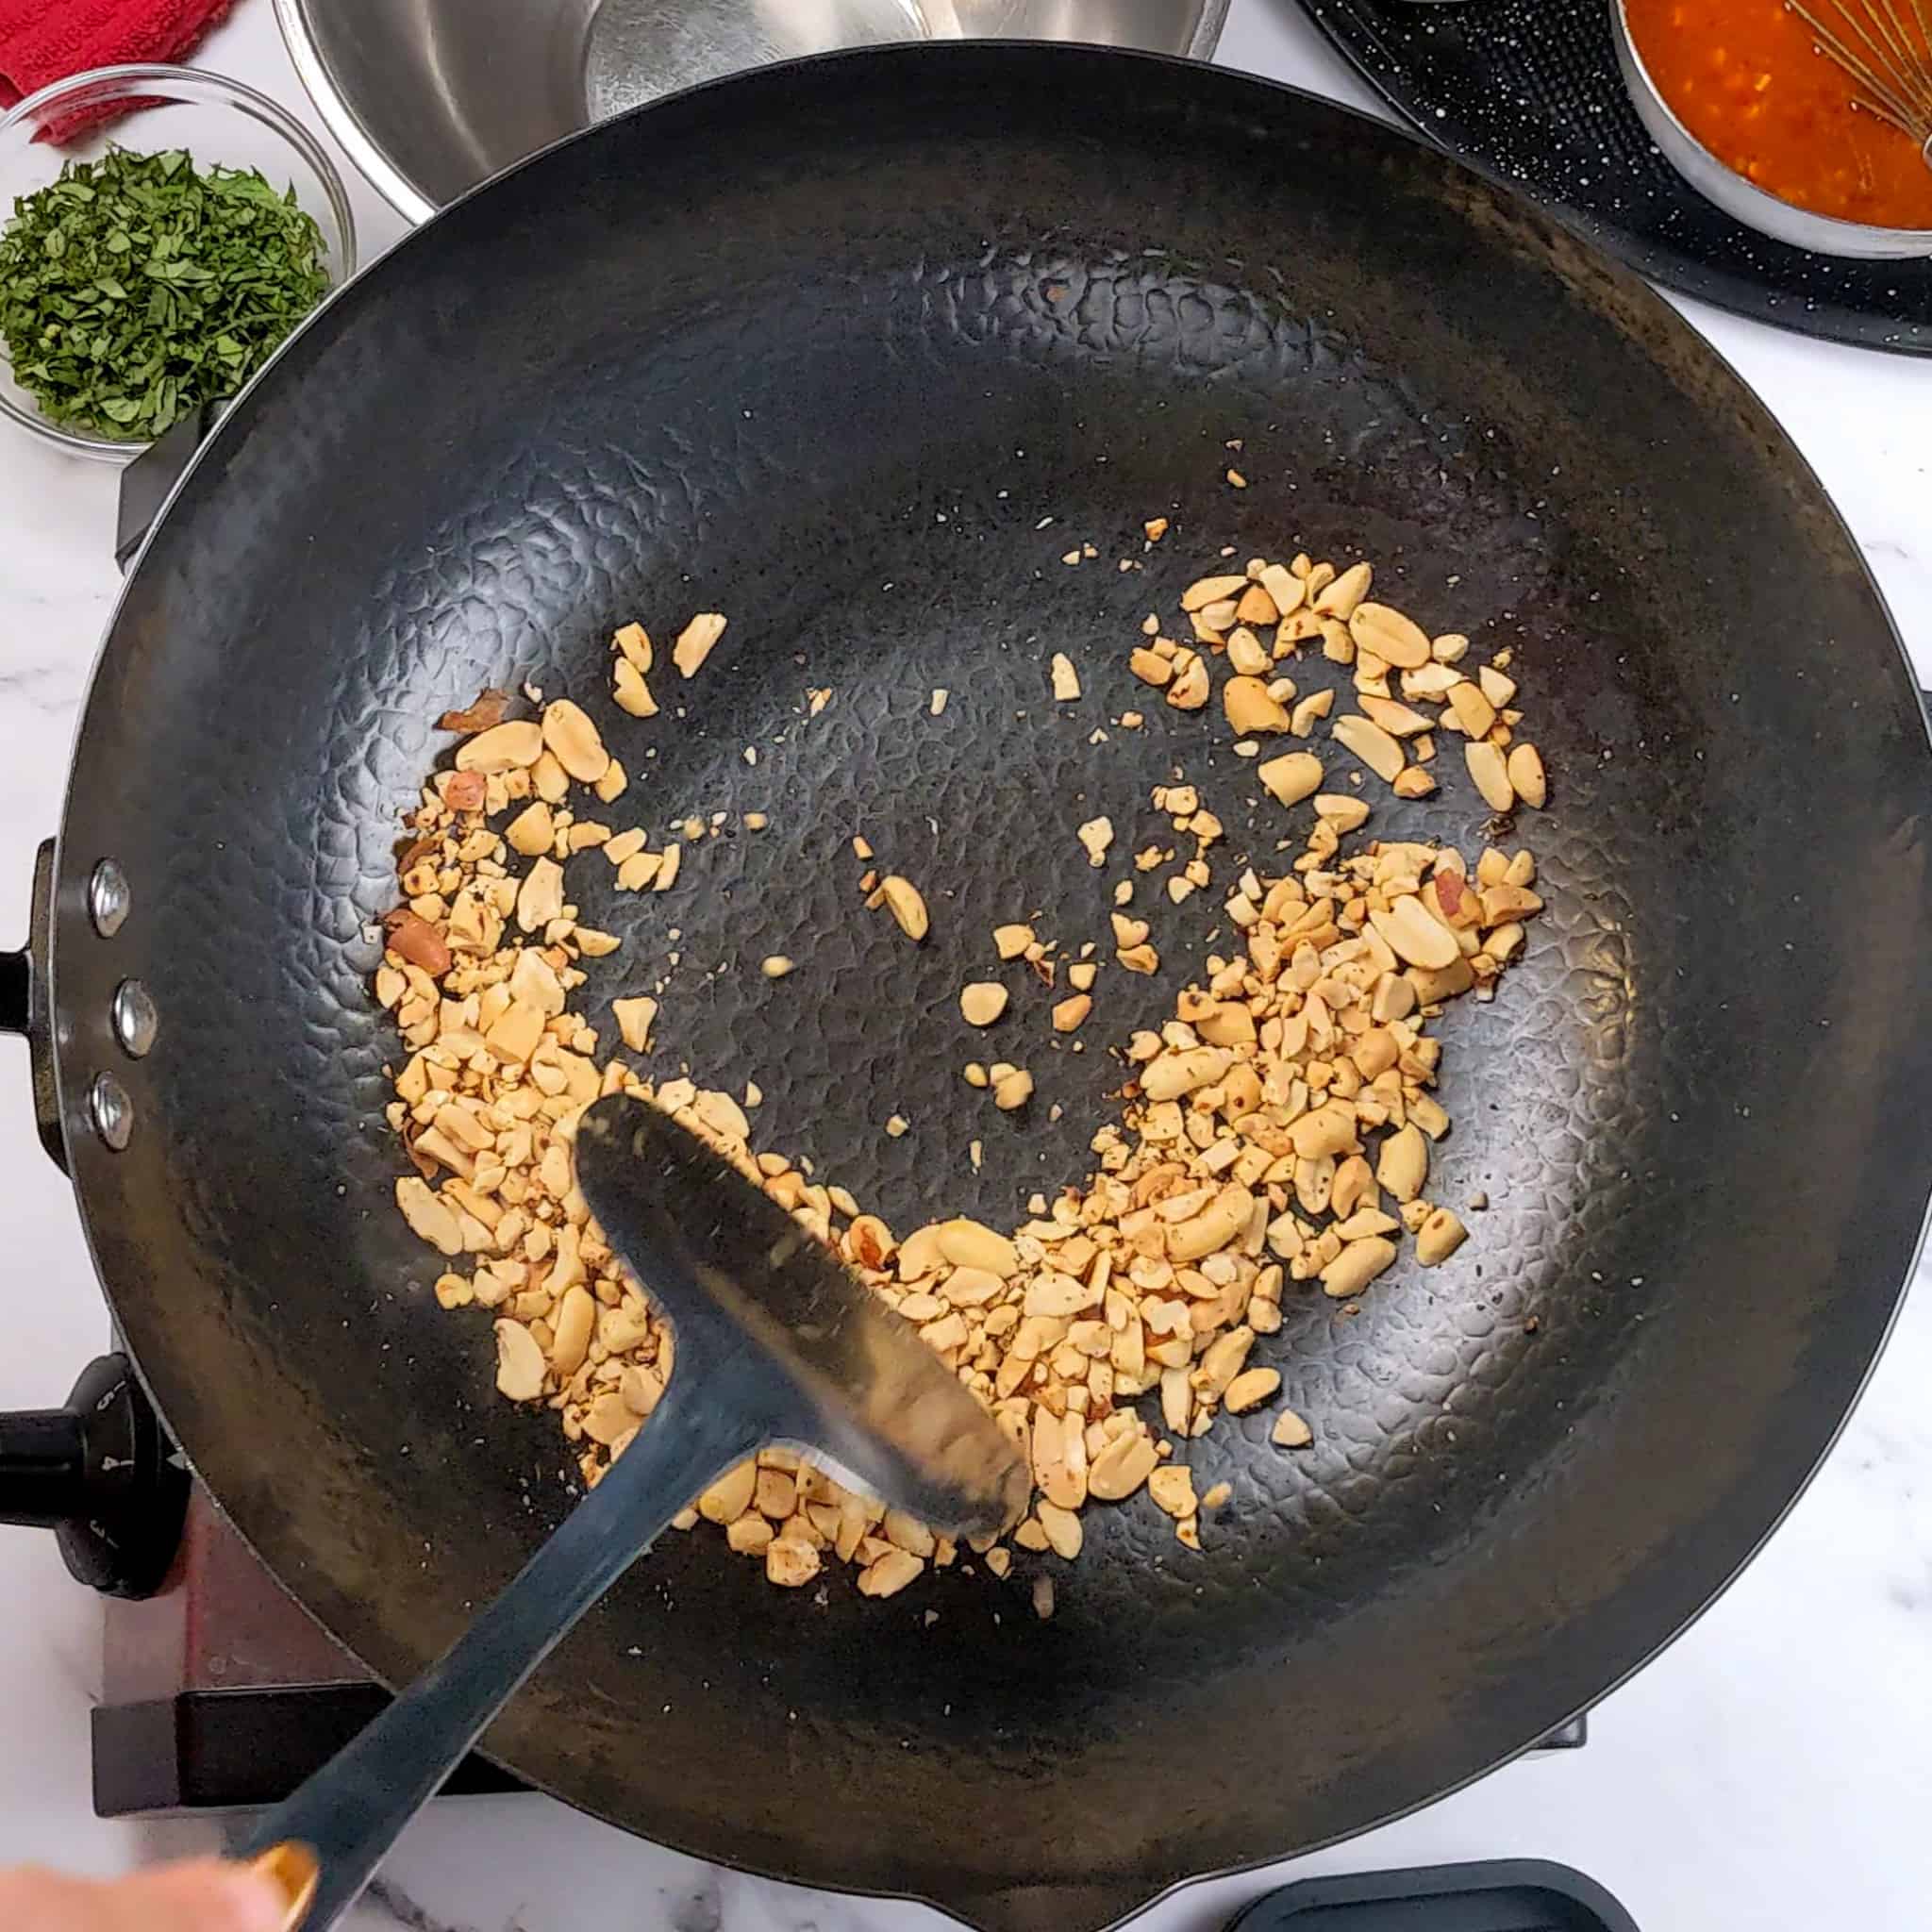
[{"left": 1296, "top": 0, "right": 1932, "bottom": 354}]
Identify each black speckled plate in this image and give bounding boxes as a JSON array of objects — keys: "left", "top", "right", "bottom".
[{"left": 1298, "top": 0, "right": 1932, "bottom": 354}]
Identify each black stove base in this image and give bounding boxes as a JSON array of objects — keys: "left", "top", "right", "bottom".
[{"left": 92, "top": 1683, "right": 1585, "bottom": 1818}]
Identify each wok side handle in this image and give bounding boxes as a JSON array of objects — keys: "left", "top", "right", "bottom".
[
  {"left": 0, "top": 836, "right": 65, "bottom": 1171},
  {"left": 115, "top": 404, "right": 222, "bottom": 572}
]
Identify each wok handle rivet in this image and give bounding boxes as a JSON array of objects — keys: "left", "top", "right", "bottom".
[
  {"left": 89, "top": 1073, "right": 134, "bottom": 1151},
  {"left": 110, "top": 978, "right": 158, "bottom": 1058},
  {"left": 88, "top": 859, "right": 130, "bottom": 938}
]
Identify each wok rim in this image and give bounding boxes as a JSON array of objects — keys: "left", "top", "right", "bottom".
[{"left": 48, "top": 41, "right": 1932, "bottom": 1924}]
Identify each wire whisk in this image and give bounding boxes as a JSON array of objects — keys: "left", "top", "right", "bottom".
[{"left": 1786, "top": 0, "right": 1932, "bottom": 167}]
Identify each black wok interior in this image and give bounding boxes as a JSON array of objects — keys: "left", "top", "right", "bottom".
[{"left": 49, "top": 46, "right": 1932, "bottom": 1929}]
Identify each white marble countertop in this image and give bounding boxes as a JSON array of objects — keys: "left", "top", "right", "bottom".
[{"left": 1, "top": 2, "right": 1928, "bottom": 1927}]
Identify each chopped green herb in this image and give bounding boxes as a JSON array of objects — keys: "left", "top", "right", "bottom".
[{"left": 0, "top": 146, "right": 329, "bottom": 442}]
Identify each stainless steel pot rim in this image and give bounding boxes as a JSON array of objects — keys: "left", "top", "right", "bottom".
[{"left": 274, "top": 1, "right": 1234, "bottom": 225}]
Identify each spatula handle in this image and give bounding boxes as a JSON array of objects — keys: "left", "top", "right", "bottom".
[{"left": 235, "top": 1380, "right": 758, "bottom": 1928}]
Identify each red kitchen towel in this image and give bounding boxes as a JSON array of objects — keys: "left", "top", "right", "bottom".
[{"left": 0, "top": 0, "right": 235, "bottom": 110}]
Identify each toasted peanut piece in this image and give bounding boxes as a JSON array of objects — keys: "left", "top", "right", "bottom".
[
  {"left": 1446, "top": 681, "right": 1498, "bottom": 739},
  {"left": 1258, "top": 563, "right": 1305, "bottom": 617},
  {"left": 516, "top": 857, "right": 565, "bottom": 933},
  {"left": 1479, "top": 665, "right": 1518, "bottom": 707},
  {"left": 505, "top": 801, "right": 554, "bottom": 857},
  {"left": 1141, "top": 1046, "right": 1233, "bottom": 1101},
  {"left": 1036, "top": 1501, "right": 1083, "bottom": 1559},
  {"left": 493, "top": 1320, "right": 546, "bottom": 1400},
  {"left": 1050, "top": 652, "right": 1082, "bottom": 701},
  {"left": 1272, "top": 1407, "right": 1314, "bottom": 1448},
  {"left": 1166, "top": 652, "right": 1211, "bottom": 710},
  {"left": 397, "top": 1176, "right": 464, "bottom": 1255},
  {"left": 1257, "top": 752, "right": 1324, "bottom": 808},
  {"left": 1234, "top": 583, "right": 1278, "bottom": 627},
  {"left": 1432, "top": 631, "right": 1469, "bottom": 662},
  {"left": 1052, "top": 993, "right": 1092, "bottom": 1033},
  {"left": 1077, "top": 816, "right": 1114, "bottom": 866},
  {"left": 1416, "top": 1208, "right": 1469, "bottom": 1265},
  {"left": 1465, "top": 741, "right": 1516, "bottom": 812},
  {"left": 550, "top": 1285, "right": 595, "bottom": 1377},
  {"left": 1224, "top": 1367, "right": 1282, "bottom": 1414},
  {"left": 1313, "top": 794, "right": 1369, "bottom": 832},
  {"left": 612, "top": 996, "right": 658, "bottom": 1053},
  {"left": 727, "top": 1514, "right": 774, "bottom": 1556},
  {"left": 1290, "top": 689, "right": 1336, "bottom": 737},
  {"left": 1507, "top": 742, "right": 1547, "bottom": 808},
  {"left": 879, "top": 875, "right": 929, "bottom": 941},
  {"left": 616, "top": 850, "right": 661, "bottom": 891},
  {"left": 1348, "top": 602, "right": 1430, "bottom": 669},
  {"left": 1358, "top": 694, "right": 1433, "bottom": 738},
  {"left": 674, "top": 612, "right": 727, "bottom": 678},
  {"left": 612, "top": 622, "right": 652, "bottom": 671},
  {"left": 1312, "top": 560, "right": 1372, "bottom": 618},
  {"left": 1332, "top": 714, "right": 1406, "bottom": 784},
  {"left": 541, "top": 700, "right": 610, "bottom": 783},
  {"left": 1377, "top": 1123, "right": 1428, "bottom": 1203},
  {"left": 1224, "top": 675, "right": 1291, "bottom": 734},
  {"left": 1130, "top": 647, "right": 1174, "bottom": 688},
  {"left": 1226, "top": 626, "right": 1273, "bottom": 676},
  {"left": 762, "top": 956, "right": 795, "bottom": 979},
  {"left": 960, "top": 982, "right": 1009, "bottom": 1025},
  {"left": 531, "top": 751, "right": 570, "bottom": 802},
  {"left": 1148, "top": 1465, "right": 1198, "bottom": 1519},
  {"left": 1370, "top": 895, "right": 1459, "bottom": 971},
  {"left": 1407, "top": 955, "right": 1475, "bottom": 1002},
  {"left": 1169, "top": 1182, "right": 1256, "bottom": 1262},
  {"left": 1480, "top": 883, "right": 1544, "bottom": 924},
  {"left": 766, "top": 1537, "right": 822, "bottom": 1588},
  {"left": 1182, "top": 573, "right": 1249, "bottom": 610},
  {"left": 1195, "top": 1005, "right": 1254, "bottom": 1047},
  {"left": 1321, "top": 1235, "right": 1397, "bottom": 1300},
  {"left": 456, "top": 721, "right": 543, "bottom": 774},
  {"left": 1089, "top": 1429, "right": 1159, "bottom": 1500},
  {"left": 938, "top": 1218, "right": 1021, "bottom": 1276},
  {"left": 992, "top": 1067, "right": 1034, "bottom": 1110},
  {"left": 1391, "top": 767, "right": 1438, "bottom": 798},
  {"left": 858, "top": 1547, "right": 924, "bottom": 1597},
  {"left": 1290, "top": 1100, "right": 1358, "bottom": 1160},
  {"left": 612, "top": 659, "right": 658, "bottom": 717},
  {"left": 698, "top": 1462, "right": 757, "bottom": 1523},
  {"left": 991, "top": 924, "right": 1035, "bottom": 963}
]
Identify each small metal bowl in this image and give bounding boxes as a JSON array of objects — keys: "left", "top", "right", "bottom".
[
  {"left": 1609, "top": 0, "right": 1932, "bottom": 259},
  {"left": 275, "top": 0, "right": 1230, "bottom": 225},
  {"left": 0, "top": 65, "right": 357, "bottom": 461}
]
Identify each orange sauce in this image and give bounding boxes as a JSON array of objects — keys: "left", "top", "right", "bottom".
[{"left": 1625, "top": 0, "right": 1932, "bottom": 229}]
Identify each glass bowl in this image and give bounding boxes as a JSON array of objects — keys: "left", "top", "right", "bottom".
[{"left": 0, "top": 64, "right": 358, "bottom": 461}]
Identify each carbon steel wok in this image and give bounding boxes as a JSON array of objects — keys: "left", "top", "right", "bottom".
[{"left": 9, "top": 42, "right": 1932, "bottom": 1932}]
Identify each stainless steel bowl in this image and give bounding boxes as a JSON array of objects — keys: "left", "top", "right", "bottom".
[
  {"left": 1609, "top": 0, "right": 1932, "bottom": 260},
  {"left": 275, "top": 0, "right": 1230, "bottom": 224}
]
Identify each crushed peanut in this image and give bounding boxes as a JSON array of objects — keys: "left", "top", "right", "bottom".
[{"left": 375, "top": 525, "right": 1545, "bottom": 1608}]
